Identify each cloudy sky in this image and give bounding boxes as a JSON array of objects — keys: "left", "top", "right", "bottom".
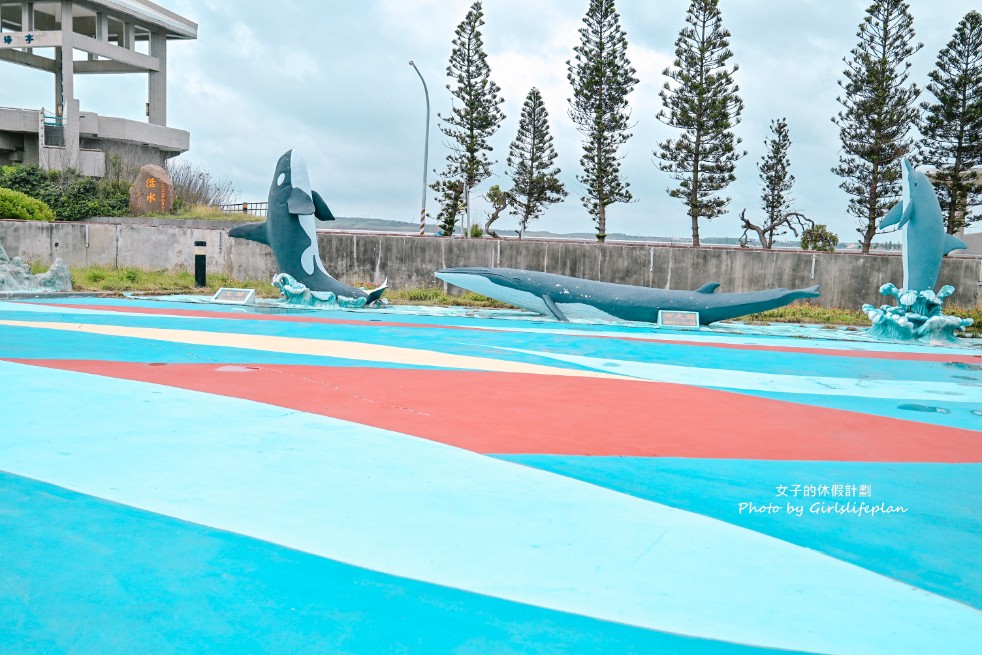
[{"left": 3, "top": 0, "right": 979, "bottom": 242}]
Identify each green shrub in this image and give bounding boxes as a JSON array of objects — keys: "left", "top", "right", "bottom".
[
  {"left": 0, "top": 164, "right": 129, "bottom": 221},
  {"left": 0, "top": 187, "right": 56, "bottom": 221},
  {"left": 0, "top": 164, "right": 50, "bottom": 198},
  {"left": 800, "top": 224, "right": 839, "bottom": 252}
]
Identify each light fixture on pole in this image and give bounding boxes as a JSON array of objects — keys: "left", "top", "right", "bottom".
[{"left": 409, "top": 60, "right": 430, "bottom": 237}]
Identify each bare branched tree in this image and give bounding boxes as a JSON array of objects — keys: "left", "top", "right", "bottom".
[
  {"left": 738, "top": 209, "right": 813, "bottom": 248},
  {"left": 165, "top": 159, "right": 238, "bottom": 209}
]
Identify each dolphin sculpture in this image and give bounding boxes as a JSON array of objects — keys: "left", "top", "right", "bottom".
[
  {"left": 878, "top": 159, "right": 967, "bottom": 291},
  {"left": 435, "top": 267, "right": 821, "bottom": 325},
  {"left": 229, "top": 150, "right": 386, "bottom": 304}
]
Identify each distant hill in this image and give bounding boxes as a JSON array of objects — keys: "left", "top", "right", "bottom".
[
  {"left": 326, "top": 216, "right": 900, "bottom": 251},
  {"left": 328, "top": 216, "right": 715, "bottom": 244}
]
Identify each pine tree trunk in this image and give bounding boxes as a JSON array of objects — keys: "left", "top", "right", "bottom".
[{"left": 598, "top": 203, "right": 607, "bottom": 243}]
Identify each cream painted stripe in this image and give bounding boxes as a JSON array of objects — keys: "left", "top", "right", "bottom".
[{"left": 0, "top": 320, "right": 625, "bottom": 380}]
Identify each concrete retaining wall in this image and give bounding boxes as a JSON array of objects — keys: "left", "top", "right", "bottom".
[{"left": 3, "top": 218, "right": 981, "bottom": 308}]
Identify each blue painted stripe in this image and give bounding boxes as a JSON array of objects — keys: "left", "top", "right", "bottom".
[
  {"left": 497, "top": 456, "right": 982, "bottom": 610},
  {"left": 0, "top": 472, "right": 812, "bottom": 655}
]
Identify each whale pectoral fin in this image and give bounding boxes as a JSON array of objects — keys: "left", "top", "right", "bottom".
[
  {"left": 696, "top": 282, "right": 721, "bottom": 294},
  {"left": 228, "top": 221, "right": 269, "bottom": 245},
  {"left": 879, "top": 202, "right": 903, "bottom": 229},
  {"left": 287, "top": 188, "right": 315, "bottom": 215},
  {"left": 312, "top": 190, "right": 335, "bottom": 221},
  {"left": 541, "top": 294, "right": 569, "bottom": 322},
  {"left": 943, "top": 233, "right": 967, "bottom": 255}
]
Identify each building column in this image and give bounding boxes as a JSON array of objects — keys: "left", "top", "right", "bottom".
[
  {"left": 148, "top": 30, "right": 167, "bottom": 125},
  {"left": 89, "top": 11, "right": 106, "bottom": 61},
  {"left": 22, "top": 3, "right": 35, "bottom": 30},
  {"left": 24, "top": 2, "right": 34, "bottom": 54},
  {"left": 59, "top": 0, "right": 79, "bottom": 157}
]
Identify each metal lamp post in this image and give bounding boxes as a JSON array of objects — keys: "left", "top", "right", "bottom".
[{"left": 409, "top": 60, "right": 430, "bottom": 237}]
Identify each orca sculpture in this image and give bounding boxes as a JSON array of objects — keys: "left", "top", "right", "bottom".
[
  {"left": 878, "top": 159, "right": 967, "bottom": 291},
  {"left": 229, "top": 150, "right": 386, "bottom": 304},
  {"left": 436, "top": 267, "right": 820, "bottom": 325}
]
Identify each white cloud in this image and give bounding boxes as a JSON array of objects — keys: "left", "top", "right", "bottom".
[{"left": 8, "top": 0, "right": 974, "bottom": 240}]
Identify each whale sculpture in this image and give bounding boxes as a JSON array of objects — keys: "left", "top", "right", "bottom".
[
  {"left": 436, "top": 267, "right": 820, "bottom": 325},
  {"left": 878, "top": 159, "right": 967, "bottom": 290},
  {"left": 863, "top": 160, "right": 972, "bottom": 343},
  {"left": 229, "top": 150, "right": 386, "bottom": 304}
]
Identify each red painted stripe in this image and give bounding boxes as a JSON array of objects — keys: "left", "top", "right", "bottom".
[
  {"left": 10, "top": 359, "right": 981, "bottom": 463},
  {"left": 14, "top": 301, "right": 982, "bottom": 364}
]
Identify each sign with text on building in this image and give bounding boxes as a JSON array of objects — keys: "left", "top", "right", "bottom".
[
  {"left": 212, "top": 288, "right": 256, "bottom": 305},
  {"left": 0, "top": 31, "right": 61, "bottom": 49},
  {"left": 657, "top": 310, "right": 700, "bottom": 329}
]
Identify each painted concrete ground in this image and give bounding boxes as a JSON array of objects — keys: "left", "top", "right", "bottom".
[{"left": 0, "top": 296, "right": 980, "bottom": 654}]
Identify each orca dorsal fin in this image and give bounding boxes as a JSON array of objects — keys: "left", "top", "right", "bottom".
[
  {"left": 288, "top": 187, "right": 315, "bottom": 215},
  {"left": 312, "top": 190, "right": 335, "bottom": 221},
  {"left": 943, "top": 233, "right": 967, "bottom": 255},
  {"left": 696, "top": 282, "right": 721, "bottom": 294}
]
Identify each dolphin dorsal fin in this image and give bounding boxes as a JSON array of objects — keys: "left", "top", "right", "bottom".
[
  {"left": 312, "top": 190, "right": 335, "bottom": 221},
  {"left": 288, "top": 188, "right": 315, "bottom": 215},
  {"left": 696, "top": 282, "right": 721, "bottom": 294},
  {"left": 943, "top": 233, "right": 967, "bottom": 255}
]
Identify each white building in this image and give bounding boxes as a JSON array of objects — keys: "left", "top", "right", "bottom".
[{"left": 0, "top": 0, "right": 196, "bottom": 176}]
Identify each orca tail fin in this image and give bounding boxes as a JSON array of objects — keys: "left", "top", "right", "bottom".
[
  {"left": 366, "top": 278, "right": 388, "bottom": 304},
  {"left": 228, "top": 221, "right": 269, "bottom": 246}
]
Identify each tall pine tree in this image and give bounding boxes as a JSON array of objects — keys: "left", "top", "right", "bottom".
[
  {"left": 920, "top": 10, "right": 982, "bottom": 234},
  {"left": 740, "top": 118, "right": 797, "bottom": 249},
  {"left": 759, "top": 117, "right": 795, "bottom": 245},
  {"left": 506, "top": 88, "right": 567, "bottom": 239},
  {"left": 656, "top": 0, "right": 744, "bottom": 248},
  {"left": 567, "top": 0, "right": 637, "bottom": 243},
  {"left": 432, "top": 1, "right": 505, "bottom": 236},
  {"left": 832, "top": 0, "right": 921, "bottom": 253}
]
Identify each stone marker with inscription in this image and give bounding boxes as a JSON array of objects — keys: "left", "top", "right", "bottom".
[
  {"left": 212, "top": 288, "right": 256, "bottom": 305},
  {"left": 129, "top": 164, "right": 174, "bottom": 215}
]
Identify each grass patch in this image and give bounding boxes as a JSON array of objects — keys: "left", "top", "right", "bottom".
[
  {"left": 738, "top": 302, "right": 869, "bottom": 326},
  {"left": 385, "top": 286, "right": 511, "bottom": 308},
  {"left": 30, "top": 263, "right": 278, "bottom": 298},
  {"left": 142, "top": 204, "right": 263, "bottom": 221},
  {"left": 175, "top": 204, "right": 261, "bottom": 221}
]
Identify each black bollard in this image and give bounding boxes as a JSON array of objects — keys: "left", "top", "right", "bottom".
[{"left": 194, "top": 240, "right": 207, "bottom": 288}]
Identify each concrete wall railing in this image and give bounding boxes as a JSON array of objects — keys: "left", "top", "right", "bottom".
[{"left": 2, "top": 218, "right": 981, "bottom": 309}]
